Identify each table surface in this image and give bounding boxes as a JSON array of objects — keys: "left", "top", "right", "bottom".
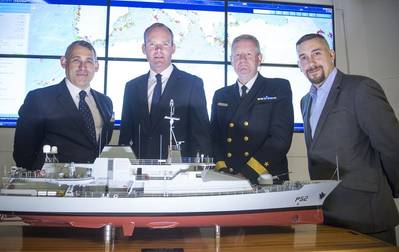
[{"left": 0, "top": 221, "right": 398, "bottom": 252}]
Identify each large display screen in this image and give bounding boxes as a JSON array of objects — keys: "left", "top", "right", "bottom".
[{"left": 0, "top": 0, "right": 334, "bottom": 131}]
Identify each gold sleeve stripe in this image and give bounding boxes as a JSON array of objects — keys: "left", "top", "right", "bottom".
[
  {"left": 215, "top": 161, "right": 227, "bottom": 171},
  {"left": 247, "top": 157, "right": 269, "bottom": 175}
]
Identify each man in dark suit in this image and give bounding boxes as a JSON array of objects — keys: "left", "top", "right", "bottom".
[
  {"left": 211, "top": 34, "right": 294, "bottom": 185},
  {"left": 297, "top": 33, "right": 399, "bottom": 245},
  {"left": 13, "top": 40, "right": 114, "bottom": 170},
  {"left": 119, "top": 23, "right": 211, "bottom": 159}
]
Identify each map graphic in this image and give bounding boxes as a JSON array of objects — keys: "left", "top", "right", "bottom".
[{"left": 0, "top": 1, "right": 333, "bottom": 125}]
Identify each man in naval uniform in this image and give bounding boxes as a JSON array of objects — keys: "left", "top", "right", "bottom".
[{"left": 210, "top": 34, "right": 294, "bottom": 184}]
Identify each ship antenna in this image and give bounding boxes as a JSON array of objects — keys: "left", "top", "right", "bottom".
[
  {"left": 98, "top": 132, "right": 102, "bottom": 157},
  {"left": 138, "top": 124, "right": 141, "bottom": 159},
  {"left": 159, "top": 134, "right": 163, "bottom": 160},
  {"left": 330, "top": 154, "right": 341, "bottom": 180},
  {"left": 335, "top": 154, "right": 340, "bottom": 181}
]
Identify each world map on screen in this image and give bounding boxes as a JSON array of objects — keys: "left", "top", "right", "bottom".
[{"left": 0, "top": 1, "right": 333, "bottom": 126}]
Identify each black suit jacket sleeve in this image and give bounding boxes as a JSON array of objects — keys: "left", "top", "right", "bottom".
[
  {"left": 13, "top": 90, "right": 45, "bottom": 169},
  {"left": 210, "top": 89, "right": 225, "bottom": 165},
  {"left": 186, "top": 77, "right": 212, "bottom": 156},
  {"left": 119, "top": 80, "right": 135, "bottom": 146},
  {"left": 355, "top": 78, "right": 399, "bottom": 197}
]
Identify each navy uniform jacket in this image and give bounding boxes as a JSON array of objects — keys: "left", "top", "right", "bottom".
[
  {"left": 211, "top": 74, "right": 294, "bottom": 183},
  {"left": 119, "top": 65, "right": 212, "bottom": 159},
  {"left": 301, "top": 70, "right": 399, "bottom": 233},
  {"left": 13, "top": 79, "right": 114, "bottom": 170}
]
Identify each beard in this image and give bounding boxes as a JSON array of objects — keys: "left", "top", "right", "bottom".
[{"left": 306, "top": 66, "right": 326, "bottom": 85}]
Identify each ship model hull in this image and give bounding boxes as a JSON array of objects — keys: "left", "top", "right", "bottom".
[
  {"left": 0, "top": 177, "right": 338, "bottom": 236},
  {"left": 1, "top": 102, "right": 339, "bottom": 236}
]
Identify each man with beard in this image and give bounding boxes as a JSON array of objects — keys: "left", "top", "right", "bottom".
[
  {"left": 211, "top": 34, "right": 294, "bottom": 185},
  {"left": 297, "top": 33, "right": 399, "bottom": 245},
  {"left": 119, "top": 23, "right": 211, "bottom": 159}
]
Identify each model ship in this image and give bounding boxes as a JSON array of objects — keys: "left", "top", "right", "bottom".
[{"left": 0, "top": 100, "right": 339, "bottom": 237}]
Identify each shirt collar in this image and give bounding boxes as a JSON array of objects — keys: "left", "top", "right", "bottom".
[
  {"left": 65, "top": 78, "right": 91, "bottom": 98},
  {"left": 237, "top": 72, "right": 258, "bottom": 91},
  {"left": 149, "top": 64, "right": 173, "bottom": 81},
  {"left": 310, "top": 68, "right": 337, "bottom": 95}
]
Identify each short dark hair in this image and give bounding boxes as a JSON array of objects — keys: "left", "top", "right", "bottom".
[
  {"left": 296, "top": 33, "right": 330, "bottom": 48},
  {"left": 143, "top": 23, "right": 174, "bottom": 45},
  {"left": 231, "top": 34, "right": 261, "bottom": 54},
  {"left": 64, "top": 40, "right": 97, "bottom": 60}
]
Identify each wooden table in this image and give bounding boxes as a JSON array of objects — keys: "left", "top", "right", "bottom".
[{"left": 0, "top": 222, "right": 397, "bottom": 252}]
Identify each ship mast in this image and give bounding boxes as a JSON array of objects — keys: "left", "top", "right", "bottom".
[{"left": 164, "top": 99, "right": 183, "bottom": 163}]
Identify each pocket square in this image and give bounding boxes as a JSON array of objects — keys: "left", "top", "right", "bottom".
[
  {"left": 257, "top": 96, "right": 277, "bottom": 101},
  {"left": 217, "top": 102, "right": 228, "bottom": 107}
]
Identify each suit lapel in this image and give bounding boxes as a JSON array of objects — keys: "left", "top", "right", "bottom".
[
  {"left": 312, "top": 71, "right": 343, "bottom": 144},
  {"left": 91, "top": 89, "right": 114, "bottom": 144},
  {"left": 91, "top": 89, "right": 109, "bottom": 124},
  {"left": 138, "top": 73, "right": 152, "bottom": 133},
  {"left": 302, "top": 94, "right": 313, "bottom": 148}
]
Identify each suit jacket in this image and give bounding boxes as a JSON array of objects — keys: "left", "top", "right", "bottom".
[
  {"left": 301, "top": 70, "right": 399, "bottom": 233},
  {"left": 118, "top": 65, "right": 212, "bottom": 159},
  {"left": 211, "top": 74, "right": 294, "bottom": 183},
  {"left": 13, "top": 79, "right": 114, "bottom": 170}
]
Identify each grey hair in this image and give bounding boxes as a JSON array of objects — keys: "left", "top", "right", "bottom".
[
  {"left": 64, "top": 40, "right": 97, "bottom": 60},
  {"left": 231, "top": 34, "right": 261, "bottom": 54}
]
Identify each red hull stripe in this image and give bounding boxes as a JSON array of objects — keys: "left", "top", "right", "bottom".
[
  {"left": 18, "top": 209, "right": 324, "bottom": 236},
  {"left": 3, "top": 205, "right": 319, "bottom": 217}
]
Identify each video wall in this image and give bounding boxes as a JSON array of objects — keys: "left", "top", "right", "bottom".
[{"left": 0, "top": 0, "right": 334, "bottom": 131}]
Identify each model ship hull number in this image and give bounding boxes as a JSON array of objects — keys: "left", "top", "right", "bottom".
[{"left": 295, "top": 195, "right": 309, "bottom": 204}]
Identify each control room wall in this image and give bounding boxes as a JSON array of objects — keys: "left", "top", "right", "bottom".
[{"left": 0, "top": 0, "right": 398, "bottom": 243}]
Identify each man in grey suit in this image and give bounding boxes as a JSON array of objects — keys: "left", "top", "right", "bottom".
[
  {"left": 296, "top": 33, "right": 399, "bottom": 245},
  {"left": 119, "top": 23, "right": 211, "bottom": 159}
]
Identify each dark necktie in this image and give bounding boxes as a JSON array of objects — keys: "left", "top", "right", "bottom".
[
  {"left": 241, "top": 85, "right": 248, "bottom": 98},
  {"left": 79, "top": 90, "right": 96, "bottom": 143},
  {"left": 151, "top": 74, "right": 162, "bottom": 114}
]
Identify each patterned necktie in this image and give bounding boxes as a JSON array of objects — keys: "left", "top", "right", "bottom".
[
  {"left": 151, "top": 73, "right": 162, "bottom": 114},
  {"left": 241, "top": 85, "right": 248, "bottom": 98},
  {"left": 79, "top": 90, "right": 96, "bottom": 143}
]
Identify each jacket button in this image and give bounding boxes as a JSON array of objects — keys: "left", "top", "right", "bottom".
[
  {"left": 243, "top": 136, "right": 249, "bottom": 142},
  {"left": 227, "top": 138, "right": 232, "bottom": 143},
  {"left": 229, "top": 122, "right": 235, "bottom": 128},
  {"left": 227, "top": 152, "right": 232, "bottom": 158},
  {"left": 244, "top": 152, "right": 249, "bottom": 157},
  {"left": 243, "top": 121, "right": 249, "bottom": 126}
]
